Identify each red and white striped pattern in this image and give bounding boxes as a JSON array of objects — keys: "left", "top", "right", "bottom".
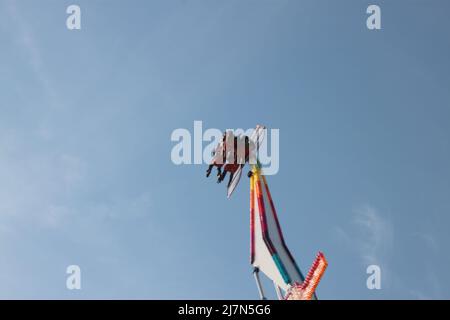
[{"left": 285, "top": 252, "right": 328, "bottom": 300}]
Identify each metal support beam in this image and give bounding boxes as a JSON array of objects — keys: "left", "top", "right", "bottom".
[
  {"left": 274, "top": 282, "right": 284, "bottom": 300},
  {"left": 252, "top": 267, "right": 266, "bottom": 300}
]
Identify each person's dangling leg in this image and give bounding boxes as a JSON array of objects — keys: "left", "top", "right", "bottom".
[
  {"left": 206, "top": 164, "right": 213, "bottom": 177},
  {"left": 218, "top": 170, "right": 227, "bottom": 183}
]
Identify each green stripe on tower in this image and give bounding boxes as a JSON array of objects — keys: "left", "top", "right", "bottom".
[{"left": 272, "top": 254, "right": 291, "bottom": 284}]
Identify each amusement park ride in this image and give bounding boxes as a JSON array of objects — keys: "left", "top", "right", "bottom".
[{"left": 206, "top": 125, "right": 328, "bottom": 300}]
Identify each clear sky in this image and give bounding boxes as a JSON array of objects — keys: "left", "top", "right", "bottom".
[{"left": 1, "top": 0, "right": 450, "bottom": 299}]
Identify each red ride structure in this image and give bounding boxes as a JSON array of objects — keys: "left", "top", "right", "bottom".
[{"left": 207, "top": 125, "right": 328, "bottom": 300}]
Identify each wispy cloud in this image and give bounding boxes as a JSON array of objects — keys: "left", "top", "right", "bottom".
[
  {"left": 413, "top": 232, "right": 439, "bottom": 253},
  {"left": 0, "top": 147, "right": 152, "bottom": 231},
  {"left": 4, "top": 0, "right": 58, "bottom": 107},
  {"left": 0, "top": 150, "right": 86, "bottom": 229},
  {"left": 0, "top": 138, "right": 155, "bottom": 297},
  {"left": 336, "top": 204, "right": 394, "bottom": 267},
  {"left": 410, "top": 232, "right": 442, "bottom": 299},
  {"left": 352, "top": 205, "right": 394, "bottom": 266},
  {"left": 335, "top": 205, "right": 443, "bottom": 299},
  {"left": 335, "top": 204, "right": 395, "bottom": 294}
]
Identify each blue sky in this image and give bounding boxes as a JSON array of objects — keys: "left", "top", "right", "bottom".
[{"left": 1, "top": 0, "right": 450, "bottom": 299}]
